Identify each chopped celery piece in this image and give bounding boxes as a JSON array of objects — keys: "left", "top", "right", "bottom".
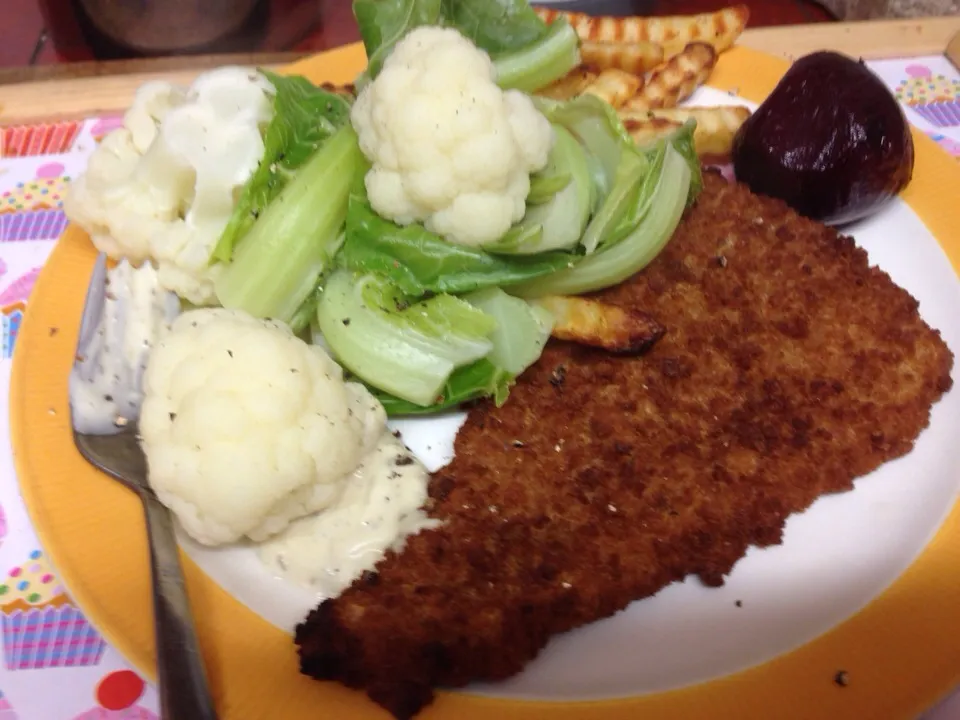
[
  {"left": 494, "top": 18, "right": 581, "bottom": 93},
  {"left": 213, "top": 72, "right": 352, "bottom": 263},
  {"left": 214, "top": 125, "right": 362, "bottom": 323},
  {"left": 465, "top": 287, "right": 553, "bottom": 374},
  {"left": 371, "top": 359, "right": 513, "bottom": 416},
  {"left": 580, "top": 150, "right": 649, "bottom": 254},
  {"left": 484, "top": 222, "right": 545, "bottom": 254},
  {"left": 483, "top": 125, "right": 592, "bottom": 255},
  {"left": 528, "top": 171, "right": 571, "bottom": 205},
  {"left": 342, "top": 181, "right": 576, "bottom": 296},
  {"left": 289, "top": 288, "right": 321, "bottom": 336},
  {"left": 534, "top": 95, "right": 636, "bottom": 197},
  {"left": 511, "top": 142, "right": 691, "bottom": 297},
  {"left": 317, "top": 270, "right": 497, "bottom": 406}
]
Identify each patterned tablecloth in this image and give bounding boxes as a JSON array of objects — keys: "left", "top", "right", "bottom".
[{"left": 0, "top": 55, "right": 958, "bottom": 720}]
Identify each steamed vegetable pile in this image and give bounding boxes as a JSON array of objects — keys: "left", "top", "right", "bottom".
[{"left": 65, "top": 0, "right": 702, "bottom": 416}]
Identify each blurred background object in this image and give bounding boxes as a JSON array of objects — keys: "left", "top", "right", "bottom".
[
  {"left": 815, "top": 0, "right": 959, "bottom": 18},
  {"left": 3, "top": 0, "right": 838, "bottom": 68},
  {"left": 36, "top": 0, "right": 330, "bottom": 60}
]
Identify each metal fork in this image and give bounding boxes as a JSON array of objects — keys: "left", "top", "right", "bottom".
[{"left": 70, "top": 254, "right": 218, "bottom": 720}]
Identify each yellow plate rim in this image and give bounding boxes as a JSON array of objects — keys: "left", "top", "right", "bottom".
[{"left": 10, "top": 43, "right": 960, "bottom": 720}]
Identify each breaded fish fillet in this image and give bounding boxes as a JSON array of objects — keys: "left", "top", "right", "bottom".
[{"left": 296, "top": 172, "right": 954, "bottom": 719}]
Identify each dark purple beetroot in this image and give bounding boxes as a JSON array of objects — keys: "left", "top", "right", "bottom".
[{"left": 732, "top": 51, "right": 914, "bottom": 226}]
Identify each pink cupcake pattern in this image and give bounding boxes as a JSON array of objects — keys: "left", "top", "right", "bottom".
[
  {"left": 72, "top": 670, "right": 158, "bottom": 720},
  {"left": 0, "top": 689, "right": 16, "bottom": 719},
  {"left": 89, "top": 114, "right": 124, "bottom": 144},
  {"left": 0, "top": 161, "right": 70, "bottom": 242},
  {"left": 1, "top": 121, "right": 80, "bottom": 158},
  {"left": 0, "top": 301, "right": 24, "bottom": 361},
  {"left": 0, "top": 262, "right": 40, "bottom": 359},
  {"left": 0, "top": 549, "right": 106, "bottom": 670},
  {"left": 0, "top": 268, "right": 40, "bottom": 307},
  {"left": 895, "top": 64, "right": 960, "bottom": 128}
]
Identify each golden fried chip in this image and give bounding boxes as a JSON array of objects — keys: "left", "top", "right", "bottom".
[
  {"left": 580, "top": 40, "right": 664, "bottom": 75},
  {"left": 535, "top": 5, "right": 749, "bottom": 53},
  {"left": 535, "top": 295, "right": 665, "bottom": 354},
  {"left": 619, "top": 115, "right": 683, "bottom": 148},
  {"left": 624, "top": 42, "right": 717, "bottom": 111},
  {"left": 647, "top": 105, "right": 751, "bottom": 161},
  {"left": 536, "top": 67, "right": 599, "bottom": 101},
  {"left": 581, "top": 68, "right": 644, "bottom": 109}
]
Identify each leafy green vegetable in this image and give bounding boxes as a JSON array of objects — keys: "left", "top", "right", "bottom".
[
  {"left": 528, "top": 170, "right": 571, "bottom": 205},
  {"left": 440, "top": 0, "right": 548, "bottom": 54},
  {"left": 317, "top": 269, "right": 497, "bottom": 406},
  {"left": 485, "top": 124, "right": 593, "bottom": 255},
  {"left": 353, "top": 0, "right": 579, "bottom": 92},
  {"left": 665, "top": 119, "right": 703, "bottom": 207},
  {"left": 493, "top": 18, "right": 580, "bottom": 93},
  {"left": 353, "top": 0, "right": 443, "bottom": 82},
  {"left": 365, "top": 287, "right": 551, "bottom": 415},
  {"left": 511, "top": 139, "right": 693, "bottom": 297},
  {"left": 289, "top": 284, "right": 324, "bottom": 336},
  {"left": 464, "top": 287, "right": 553, "bottom": 373},
  {"left": 341, "top": 183, "right": 577, "bottom": 296},
  {"left": 212, "top": 71, "right": 353, "bottom": 263},
  {"left": 580, "top": 149, "right": 649, "bottom": 254},
  {"left": 535, "top": 95, "right": 637, "bottom": 197},
  {"left": 371, "top": 359, "right": 512, "bottom": 415},
  {"left": 214, "top": 126, "right": 363, "bottom": 323}
]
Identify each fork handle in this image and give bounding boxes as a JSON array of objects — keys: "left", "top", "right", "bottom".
[{"left": 142, "top": 491, "right": 219, "bottom": 720}]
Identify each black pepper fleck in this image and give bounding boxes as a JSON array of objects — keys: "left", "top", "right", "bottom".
[
  {"left": 169, "top": 412, "right": 177, "bottom": 422},
  {"left": 227, "top": 349, "right": 234, "bottom": 358},
  {"left": 834, "top": 671, "right": 849, "bottom": 687},
  {"left": 395, "top": 455, "right": 415, "bottom": 466},
  {"left": 735, "top": 600, "right": 742, "bottom": 608},
  {"left": 48, "top": 327, "right": 59, "bottom": 337},
  {"left": 550, "top": 365, "right": 566, "bottom": 388},
  {"left": 342, "top": 318, "right": 351, "bottom": 326}
]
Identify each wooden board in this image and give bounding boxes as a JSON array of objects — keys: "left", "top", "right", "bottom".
[
  {"left": 947, "top": 29, "right": 960, "bottom": 70},
  {"left": 1, "top": 16, "right": 959, "bottom": 125}
]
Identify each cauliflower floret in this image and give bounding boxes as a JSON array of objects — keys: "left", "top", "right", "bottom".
[
  {"left": 350, "top": 26, "right": 553, "bottom": 247},
  {"left": 65, "top": 67, "right": 275, "bottom": 305},
  {"left": 139, "top": 308, "right": 387, "bottom": 546}
]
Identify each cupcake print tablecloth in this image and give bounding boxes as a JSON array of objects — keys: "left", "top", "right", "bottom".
[{"left": 0, "top": 56, "right": 959, "bottom": 720}]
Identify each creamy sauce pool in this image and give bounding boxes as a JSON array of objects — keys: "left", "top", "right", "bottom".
[
  {"left": 70, "top": 259, "right": 179, "bottom": 435},
  {"left": 70, "top": 260, "right": 438, "bottom": 599},
  {"left": 258, "top": 431, "right": 439, "bottom": 598}
]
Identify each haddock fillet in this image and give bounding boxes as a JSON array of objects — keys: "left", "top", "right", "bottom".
[{"left": 296, "top": 172, "right": 954, "bottom": 719}]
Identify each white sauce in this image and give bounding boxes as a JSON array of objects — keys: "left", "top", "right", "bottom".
[
  {"left": 258, "top": 431, "right": 440, "bottom": 598},
  {"left": 70, "top": 260, "right": 438, "bottom": 598},
  {"left": 69, "top": 259, "right": 180, "bottom": 434}
]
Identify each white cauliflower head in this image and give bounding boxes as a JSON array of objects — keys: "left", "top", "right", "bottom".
[
  {"left": 139, "top": 308, "right": 387, "bottom": 546},
  {"left": 65, "top": 67, "right": 275, "bottom": 305},
  {"left": 350, "top": 26, "right": 553, "bottom": 247}
]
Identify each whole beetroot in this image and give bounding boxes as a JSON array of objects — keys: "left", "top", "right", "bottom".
[{"left": 733, "top": 51, "right": 914, "bottom": 226}]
